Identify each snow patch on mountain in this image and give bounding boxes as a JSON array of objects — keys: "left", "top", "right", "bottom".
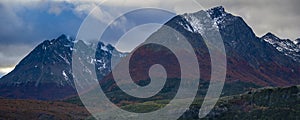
[
  {"left": 262, "top": 33, "right": 300, "bottom": 62},
  {"left": 294, "top": 38, "right": 300, "bottom": 45},
  {"left": 183, "top": 15, "right": 205, "bottom": 34},
  {"left": 207, "top": 6, "right": 228, "bottom": 29},
  {"left": 178, "top": 21, "right": 194, "bottom": 33},
  {"left": 181, "top": 6, "right": 230, "bottom": 35}
]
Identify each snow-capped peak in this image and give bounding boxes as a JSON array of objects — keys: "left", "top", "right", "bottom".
[
  {"left": 261, "top": 32, "right": 281, "bottom": 44},
  {"left": 207, "top": 6, "right": 229, "bottom": 29},
  {"left": 262, "top": 32, "right": 298, "bottom": 45},
  {"left": 48, "top": 34, "right": 75, "bottom": 48},
  {"left": 97, "top": 41, "right": 115, "bottom": 53},
  {"left": 261, "top": 32, "right": 300, "bottom": 62},
  {"left": 207, "top": 6, "right": 227, "bottom": 18},
  {"left": 294, "top": 38, "right": 300, "bottom": 45},
  {"left": 180, "top": 6, "right": 231, "bottom": 34},
  {"left": 57, "top": 34, "right": 74, "bottom": 42},
  {"left": 263, "top": 32, "right": 278, "bottom": 38},
  {"left": 182, "top": 13, "right": 205, "bottom": 34}
]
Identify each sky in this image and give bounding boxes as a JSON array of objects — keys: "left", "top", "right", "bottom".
[{"left": 0, "top": 0, "right": 299, "bottom": 77}]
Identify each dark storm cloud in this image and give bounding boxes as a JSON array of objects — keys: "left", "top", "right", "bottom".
[
  {"left": 0, "top": 2, "right": 35, "bottom": 72},
  {"left": 0, "top": 44, "right": 33, "bottom": 67},
  {"left": 0, "top": 1, "right": 83, "bottom": 74},
  {"left": 0, "top": 3, "right": 35, "bottom": 45}
]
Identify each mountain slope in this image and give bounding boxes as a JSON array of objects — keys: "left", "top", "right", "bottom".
[
  {"left": 0, "top": 35, "right": 125, "bottom": 100},
  {"left": 100, "top": 6, "right": 300, "bottom": 97},
  {"left": 0, "top": 6, "right": 299, "bottom": 101},
  {"left": 184, "top": 6, "right": 300, "bottom": 86},
  {"left": 261, "top": 32, "right": 300, "bottom": 62}
]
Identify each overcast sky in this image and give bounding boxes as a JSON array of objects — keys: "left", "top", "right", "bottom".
[{"left": 0, "top": 0, "right": 299, "bottom": 77}]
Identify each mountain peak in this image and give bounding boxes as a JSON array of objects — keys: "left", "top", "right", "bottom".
[
  {"left": 207, "top": 6, "right": 227, "bottom": 18},
  {"left": 57, "top": 34, "right": 67, "bottom": 40},
  {"left": 295, "top": 38, "right": 300, "bottom": 45},
  {"left": 55, "top": 34, "right": 74, "bottom": 43},
  {"left": 209, "top": 6, "right": 225, "bottom": 13},
  {"left": 0, "top": 34, "right": 126, "bottom": 100},
  {"left": 47, "top": 34, "right": 75, "bottom": 48},
  {"left": 261, "top": 32, "right": 300, "bottom": 62},
  {"left": 263, "top": 33, "right": 300, "bottom": 45},
  {"left": 264, "top": 32, "right": 276, "bottom": 37},
  {"left": 262, "top": 32, "right": 280, "bottom": 40}
]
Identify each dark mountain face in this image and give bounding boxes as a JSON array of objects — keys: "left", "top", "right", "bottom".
[
  {"left": 0, "top": 35, "right": 125, "bottom": 100},
  {"left": 101, "top": 6, "right": 300, "bottom": 96},
  {"left": 174, "top": 6, "right": 300, "bottom": 86},
  {"left": 0, "top": 35, "right": 75, "bottom": 87}
]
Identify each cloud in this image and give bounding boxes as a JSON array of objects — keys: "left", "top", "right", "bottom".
[
  {"left": 48, "top": 1, "right": 122, "bottom": 25},
  {"left": 0, "top": 1, "right": 83, "bottom": 74},
  {"left": 0, "top": 44, "right": 33, "bottom": 76},
  {"left": 0, "top": 44, "right": 34, "bottom": 68},
  {"left": 48, "top": 0, "right": 300, "bottom": 40},
  {"left": 48, "top": 2, "right": 66, "bottom": 15}
]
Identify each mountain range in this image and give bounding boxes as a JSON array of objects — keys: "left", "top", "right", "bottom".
[
  {"left": 0, "top": 6, "right": 299, "bottom": 101},
  {"left": 0, "top": 35, "right": 126, "bottom": 100},
  {"left": 99, "top": 6, "right": 300, "bottom": 99}
]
